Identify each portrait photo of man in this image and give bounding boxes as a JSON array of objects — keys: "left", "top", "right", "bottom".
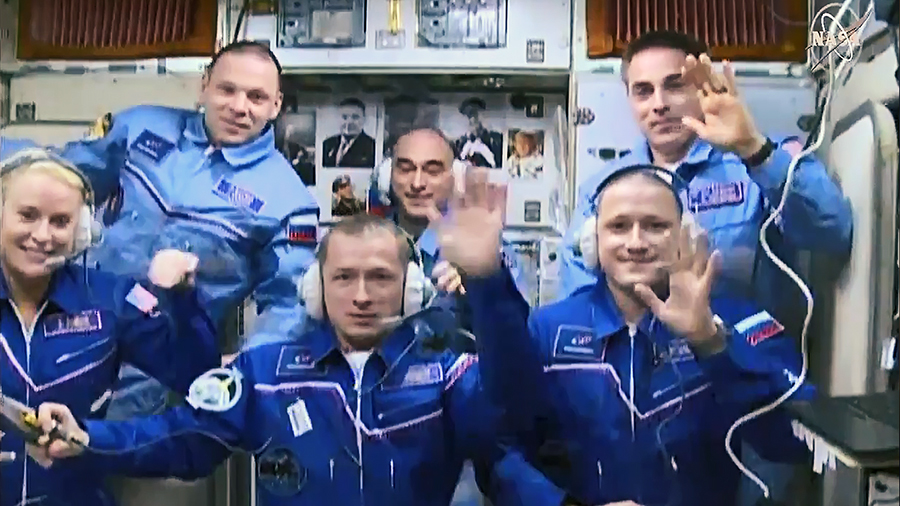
[
  {"left": 322, "top": 97, "right": 376, "bottom": 168},
  {"left": 331, "top": 174, "right": 365, "bottom": 217},
  {"left": 454, "top": 97, "right": 503, "bottom": 168}
]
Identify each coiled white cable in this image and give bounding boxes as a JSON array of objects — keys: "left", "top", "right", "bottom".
[{"left": 723, "top": 0, "right": 875, "bottom": 497}]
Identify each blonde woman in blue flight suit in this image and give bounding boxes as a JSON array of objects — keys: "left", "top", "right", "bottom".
[
  {"left": 0, "top": 149, "right": 219, "bottom": 506},
  {"left": 53, "top": 41, "right": 321, "bottom": 421}
]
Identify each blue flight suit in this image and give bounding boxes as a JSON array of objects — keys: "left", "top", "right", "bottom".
[
  {"left": 59, "top": 105, "right": 320, "bottom": 418},
  {"left": 0, "top": 137, "right": 38, "bottom": 160},
  {"left": 73, "top": 309, "right": 526, "bottom": 506},
  {"left": 0, "top": 264, "right": 218, "bottom": 506},
  {"left": 560, "top": 138, "right": 852, "bottom": 323},
  {"left": 466, "top": 270, "right": 816, "bottom": 506}
]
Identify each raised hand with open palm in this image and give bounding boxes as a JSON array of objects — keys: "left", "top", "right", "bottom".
[
  {"left": 633, "top": 225, "right": 723, "bottom": 348},
  {"left": 432, "top": 167, "right": 507, "bottom": 278},
  {"left": 680, "top": 54, "right": 767, "bottom": 160}
]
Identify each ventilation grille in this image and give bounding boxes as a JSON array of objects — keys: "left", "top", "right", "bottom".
[
  {"left": 17, "top": 0, "right": 218, "bottom": 60},
  {"left": 586, "top": 0, "right": 808, "bottom": 61}
]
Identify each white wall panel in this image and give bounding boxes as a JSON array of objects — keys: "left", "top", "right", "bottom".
[{"left": 8, "top": 74, "right": 201, "bottom": 122}]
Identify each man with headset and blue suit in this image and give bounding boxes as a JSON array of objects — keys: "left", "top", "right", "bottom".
[
  {"left": 560, "top": 31, "right": 852, "bottom": 504},
  {"left": 56, "top": 41, "right": 320, "bottom": 421},
  {"left": 451, "top": 164, "right": 815, "bottom": 506},
  {"left": 28, "top": 213, "right": 556, "bottom": 506},
  {"left": 561, "top": 31, "right": 852, "bottom": 319}
]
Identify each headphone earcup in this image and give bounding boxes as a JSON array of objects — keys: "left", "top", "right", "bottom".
[
  {"left": 73, "top": 205, "right": 94, "bottom": 254},
  {"left": 300, "top": 262, "right": 324, "bottom": 320},
  {"left": 375, "top": 157, "right": 393, "bottom": 203},
  {"left": 578, "top": 215, "right": 599, "bottom": 270},
  {"left": 403, "top": 262, "right": 431, "bottom": 315}
]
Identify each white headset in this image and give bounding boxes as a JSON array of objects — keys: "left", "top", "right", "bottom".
[
  {"left": 368, "top": 156, "right": 469, "bottom": 209},
  {"left": 0, "top": 148, "right": 100, "bottom": 256},
  {"left": 297, "top": 242, "right": 435, "bottom": 321},
  {"left": 574, "top": 164, "right": 699, "bottom": 270}
]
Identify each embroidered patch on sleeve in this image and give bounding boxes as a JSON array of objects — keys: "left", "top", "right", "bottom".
[{"left": 734, "top": 310, "right": 785, "bottom": 346}]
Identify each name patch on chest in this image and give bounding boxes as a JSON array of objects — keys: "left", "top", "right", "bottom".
[
  {"left": 286, "top": 399, "right": 313, "bottom": 437},
  {"left": 665, "top": 338, "right": 695, "bottom": 363},
  {"left": 130, "top": 130, "right": 175, "bottom": 164},
  {"left": 553, "top": 326, "right": 602, "bottom": 360},
  {"left": 43, "top": 310, "right": 102, "bottom": 337},
  {"left": 213, "top": 177, "right": 266, "bottom": 213},
  {"left": 688, "top": 181, "right": 746, "bottom": 212},
  {"left": 400, "top": 363, "right": 443, "bottom": 387},
  {"left": 276, "top": 346, "right": 316, "bottom": 376}
]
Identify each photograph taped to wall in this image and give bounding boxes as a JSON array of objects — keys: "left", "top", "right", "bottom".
[
  {"left": 417, "top": 0, "right": 508, "bottom": 48},
  {"left": 506, "top": 129, "right": 544, "bottom": 178},
  {"left": 277, "top": 0, "right": 367, "bottom": 48},
  {"left": 320, "top": 97, "right": 379, "bottom": 169},
  {"left": 276, "top": 106, "right": 317, "bottom": 186},
  {"left": 318, "top": 169, "right": 371, "bottom": 222},
  {"left": 383, "top": 95, "right": 441, "bottom": 157},
  {"left": 444, "top": 95, "right": 505, "bottom": 169}
]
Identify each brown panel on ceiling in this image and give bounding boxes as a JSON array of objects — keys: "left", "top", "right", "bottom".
[
  {"left": 17, "top": 0, "right": 217, "bottom": 60},
  {"left": 586, "top": 0, "right": 807, "bottom": 61}
]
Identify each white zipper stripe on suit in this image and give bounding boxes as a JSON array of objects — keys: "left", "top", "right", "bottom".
[{"left": 8, "top": 300, "right": 48, "bottom": 506}]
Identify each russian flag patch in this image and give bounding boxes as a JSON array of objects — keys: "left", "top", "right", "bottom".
[
  {"left": 126, "top": 283, "right": 159, "bottom": 314},
  {"left": 287, "top": 215, "right": 317, "bottom": 244},
  {"left": 734, "top": 310, "right": 784, "bottom": 346}
]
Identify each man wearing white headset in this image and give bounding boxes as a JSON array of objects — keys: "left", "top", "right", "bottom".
[
  {"left": 454, "top": 165, "right": 816, "bottom": 506},
  {"left": 560, "top": 30, "right": 853, "bottom": 505},
  {"left": 26, "top": 212, "right": 553, "bottom": 506},
  {"left": 0, "top": 148, "right": 219, "bottom": 506}
]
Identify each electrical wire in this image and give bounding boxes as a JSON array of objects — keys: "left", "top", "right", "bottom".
[{"left": 723, "top": 0, "right": 876, "bottom": 497}]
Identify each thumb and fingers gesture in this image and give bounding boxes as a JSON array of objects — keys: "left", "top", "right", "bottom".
[{"left": 633, "top": 225, "right": 720, "bottom": 337}]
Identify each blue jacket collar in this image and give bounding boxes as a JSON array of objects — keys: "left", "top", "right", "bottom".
[
  {"left": 589, "top": 276, "right": 658, "bottom": 342},
  {"left": 630, "top": 136, "right": 716, "bottom": 177},
  {"left": 384, "top": 208, "right": 441, "bottom": 259},
  {"left": 182, "top": 112, "right": 276, "bottom": 168},
  {"left": 305, "top": 316, "right": 419, "bottom": 369},
  {"left": 0, "top": 264, "right": 89, "bottom": 314}
]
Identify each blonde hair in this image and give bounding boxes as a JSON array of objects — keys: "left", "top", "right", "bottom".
[{"left": 0, "top": 149, "right": 91, "bottom": 204}]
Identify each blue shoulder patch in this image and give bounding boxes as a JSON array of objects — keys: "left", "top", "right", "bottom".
[
  {"left": 287, "top": 214, "right": 318, "bottom": 244},
  {"left": 734, "top": 310, "right": 784, "bottom": 346}
]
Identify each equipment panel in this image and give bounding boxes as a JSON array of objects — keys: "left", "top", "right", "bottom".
[
  {"left": 277, "top": 0, "right": 367, "bottom": 48},
  {"left": 417, "top": 0, "right": 507, "bottom": 49}
]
